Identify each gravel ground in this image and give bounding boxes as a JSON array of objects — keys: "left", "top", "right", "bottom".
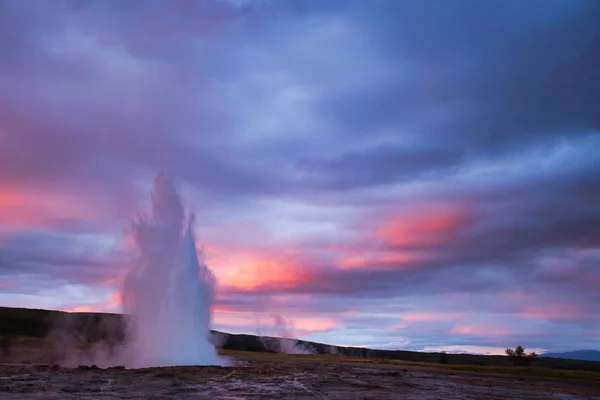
[{"left": 1, "top": 353, "right": 600, "bottom": 400}]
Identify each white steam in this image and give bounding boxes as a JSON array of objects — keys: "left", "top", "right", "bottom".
[
  {"left": 260, "top": 314, "right": 314, "bottom": 355},
  {"left": 121, "top": 172, "right": 224, "bottom": 368}
]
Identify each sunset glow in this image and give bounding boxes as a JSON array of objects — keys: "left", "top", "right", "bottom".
[
  {"left": 375, "top": 204, "right": 465, "bottom": 248},
  {"left": 1, "top": 0, "right": 599, "bottom": 354}
]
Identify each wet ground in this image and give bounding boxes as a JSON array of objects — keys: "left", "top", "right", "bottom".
[{"left": 1, "top": 352, "right": 599, "bottom": 399}]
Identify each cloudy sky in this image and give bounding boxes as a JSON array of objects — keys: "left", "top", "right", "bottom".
[{"left": 1, "top": 0, "right": 599, "bottom": 355}]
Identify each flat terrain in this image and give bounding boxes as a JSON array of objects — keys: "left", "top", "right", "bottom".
[{"left": 1, "top": 349, "right": 600, "bottom": 399}]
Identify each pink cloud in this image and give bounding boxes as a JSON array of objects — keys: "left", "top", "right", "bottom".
[
  {"left": 520, "top": 303, "right": 592, "bottom": 322},
  {"left": 374, "top": 202, "right": 466, "bottom": 249},
  {"left": 208, "top": 246, "right": 310, "bottom": 292},
  {"left": 0, "top": 187, "right": 116, "bottom": 231},
  {"left": 285, "top": 317, "right": 338, "bottom": 334},
  {"left": 0, "top": 280, "right": 17, "bottom": 289},
  {"left": 449, "top": 324, "right": 513, "bottom": 337},
  {"left": 403, "top": 312, "right": 468, "bottom": 323},
  {"left": 336, "top": 250, "right": 415, "bottom": 270}
]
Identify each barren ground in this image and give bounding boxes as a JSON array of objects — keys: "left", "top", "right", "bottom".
[{"left": 1, "top": 345, "right": 600, "bottom": 399}]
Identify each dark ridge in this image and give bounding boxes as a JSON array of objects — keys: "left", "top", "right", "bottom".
[{"left": 542, "top": 350, "right": 600, "bottom": 362}]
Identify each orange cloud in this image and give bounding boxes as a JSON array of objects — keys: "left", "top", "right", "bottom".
[
  {"left": 207, "top": 245, "right": 308, "bottom": 291},
  {"left": 67, "top": 305, "right": 96, "bottom": 313},
  {"left": 60, "top": 290, "right": 123, "bottom": 314}
]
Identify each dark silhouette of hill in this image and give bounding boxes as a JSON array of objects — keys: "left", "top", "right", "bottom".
[
  {"left": 543, "top": 350, "right": 600, "bottom": 362},
  {"left": 2, "top": 306, "right": 600, "bottom": 372}
]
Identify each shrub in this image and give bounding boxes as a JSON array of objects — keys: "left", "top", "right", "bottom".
[
  {"left": 505, "top": 345, "right": 537, "bottom": 367},
  {"left": 439, "top": 351, "right": 449, "bottom": 364}
]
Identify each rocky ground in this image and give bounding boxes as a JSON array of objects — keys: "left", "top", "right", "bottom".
[{"left": 1, "top": 351, "right": 600, "bottom": 400}]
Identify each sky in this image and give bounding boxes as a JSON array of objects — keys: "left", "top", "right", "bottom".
[{"left": 1, "top": 0, "right": 599, "bottom": 355}]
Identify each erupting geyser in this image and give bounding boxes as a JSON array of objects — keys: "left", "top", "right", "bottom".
[{"left": 122, "top": 172, "right": 223, "bottom": 368}]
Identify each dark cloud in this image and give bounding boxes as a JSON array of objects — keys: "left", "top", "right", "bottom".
[
  {"left": 1, "top": 0, "right": 599, "bottom": 351},
  {"left": 317, "top": 0, "right": 600, "bottom": 150},
  {"left": 0, "top": 231, "right": 128, "bottom": 286},
  {"left": 296, "top": 144, "right": 465, "bottom": 190}
]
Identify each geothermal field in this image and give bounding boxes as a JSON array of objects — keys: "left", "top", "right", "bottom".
[
  {"left": 3, "top": 0, "right": 600, "bottom": 397},
  {"left": 2, "top": 348, "right": 600, "bottom": 399}
]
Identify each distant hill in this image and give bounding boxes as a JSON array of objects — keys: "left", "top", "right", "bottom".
[{"left": 542, "top": 350, "right": 600, "bottom": 362}]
